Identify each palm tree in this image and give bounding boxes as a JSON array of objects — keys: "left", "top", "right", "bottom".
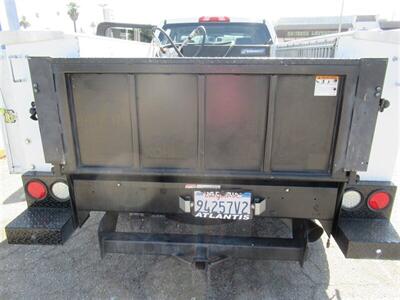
[
  {"left": 19, "top": 16, "right": 30, "bottom": 29},
  {"left": 67, "top": 2, "right": 79, "bottom": 33}
]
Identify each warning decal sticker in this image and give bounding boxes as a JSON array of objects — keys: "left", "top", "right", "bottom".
[{"left": 314, "top": 75, "right": 339, "bottom": 96}]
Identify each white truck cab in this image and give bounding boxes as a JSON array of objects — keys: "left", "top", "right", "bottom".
[
  {"left": 160, "top": 17, "right": 277, "bottom": 45},
  {"left": 156, "top": 17, "right": 276, "bottom": 57}
]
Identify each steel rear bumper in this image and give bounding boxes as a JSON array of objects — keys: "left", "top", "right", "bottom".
[{"left": 5, "top": 207, "right": 400, "bottom": 262}]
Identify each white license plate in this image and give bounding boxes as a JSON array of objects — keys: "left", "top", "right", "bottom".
[{"left": 193, "top": 191, "right": 252, "bottom": 220}]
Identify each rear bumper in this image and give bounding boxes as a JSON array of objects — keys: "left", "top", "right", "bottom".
[
  {"left": 72, "top": 178, "right": 339, "bottom": 220},
  {"left": 8, "top": 172, "right": 400, "bottom": 262},
  {"left": 5, "top": 207, "right": 400, "bottom": 262},
  {"left": 333, "top": 218, "right": 400, "bottom": 260}
]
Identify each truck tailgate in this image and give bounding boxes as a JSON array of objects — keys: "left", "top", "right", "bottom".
[{"left": 29, "top": 58, "right": 386, "bottom": 180}]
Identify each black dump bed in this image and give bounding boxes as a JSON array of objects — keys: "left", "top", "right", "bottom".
[{"left": 29, "top": 58, "right": 386, "bottom": 182}]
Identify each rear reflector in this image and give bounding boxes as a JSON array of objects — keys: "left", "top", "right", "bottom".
[
  {"left": 51, "top": 181, "right": 70, "bottom": 202},
  {"left": 199, "top": 16, "right": 230, "bottom": 22},
  {"left": 342, "top": 190, "right": 362, "bottom": 210},
  {"left": 367, "top": 191, "right": 390, "bottom": 211},
  {"left": 26, "top": 180, "right": 48, "bottom": 200}
]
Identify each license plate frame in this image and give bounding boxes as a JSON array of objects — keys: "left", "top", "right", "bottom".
[{"left": 193, "top": 190, "right": 252, "bottom": 220}]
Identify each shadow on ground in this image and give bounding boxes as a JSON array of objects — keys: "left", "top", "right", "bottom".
[
  {"left": 0, "top": 212, "right": 331, "bottom": 299},
  {"left": 2, "top": 187, "right": 25, "bottom": 205}
]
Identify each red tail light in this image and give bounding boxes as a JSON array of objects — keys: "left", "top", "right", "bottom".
[
  {"left": 367, "top": 191, "right": 390, "bottom": 211},
  {"left": 26, "top": 180, "right": 48, "bottom": 200},
  {"left": 199, "top": 16, "right": 230, "bottom": 23}
]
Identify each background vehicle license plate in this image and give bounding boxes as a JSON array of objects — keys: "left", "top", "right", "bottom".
[{"left": 193, "top": 191, "right": 252, "bottom": 220}]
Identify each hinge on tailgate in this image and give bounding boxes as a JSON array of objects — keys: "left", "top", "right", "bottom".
[
  {"left": 347, "top": 171, "right": 359, "bottom": 185},
  {"left": 379, "top": 98, "right": 390, "bottom": 112},
  {"left": 29, "top": 102, "right": 38, "bottom": 121},
  {"left": 376, "top": 85, "right": 390, "bottom": 112},
  {"left": 0, "top": 108, "right": 17, "bottom": 123}
]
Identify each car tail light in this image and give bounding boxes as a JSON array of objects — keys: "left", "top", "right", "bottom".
[
  {"left": 26, "top": 180, "right": 48, "bottom": 200},
  {"left": 342, "top": 190, "right": 362, "bottom": 210},
  {"left": 199, "top": 16, "right": 230, "bottom": 22},
  {"left": 367, "top": 191, "right": 391, "bottom": 211},
  {"left": 51, "top": 181, "right": 70, "bottom": 202}
]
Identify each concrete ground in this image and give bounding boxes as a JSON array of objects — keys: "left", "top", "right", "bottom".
[{"left": 0, "top": 158, "right": 399, "bottom": 299}]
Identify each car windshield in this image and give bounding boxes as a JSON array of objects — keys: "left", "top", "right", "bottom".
[{"left": 160, "top": 22, "right": 272, "bottom": 45}]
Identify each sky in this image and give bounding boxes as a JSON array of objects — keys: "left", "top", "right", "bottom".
[{"left": 1, "top": 0, "right": 400, "bottom": 33}]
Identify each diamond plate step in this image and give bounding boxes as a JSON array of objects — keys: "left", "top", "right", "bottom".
[{"left": 5, "top": 208, "right": 75, "bottom": 245}]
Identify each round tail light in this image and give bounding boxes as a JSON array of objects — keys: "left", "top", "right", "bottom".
[
  {"left": 342, "top": 190, "right": 362, "bottom": 210},
  {"left": 51, "top": 181, "right": 70, "bottom": 202},
  {"left": 367, "top": 191, "right": 390, "bottom": 211},
  {"left": 26, "top": 180, "right": 48, "bottom": 200}
]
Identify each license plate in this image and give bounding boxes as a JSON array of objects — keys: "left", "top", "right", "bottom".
[{"left": 193, "top": 191, "right": 252, "bottom": 220}]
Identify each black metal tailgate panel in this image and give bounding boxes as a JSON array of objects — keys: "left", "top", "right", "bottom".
[{"left": 29, "top": 58, "right": 386, "bottom": 179}]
